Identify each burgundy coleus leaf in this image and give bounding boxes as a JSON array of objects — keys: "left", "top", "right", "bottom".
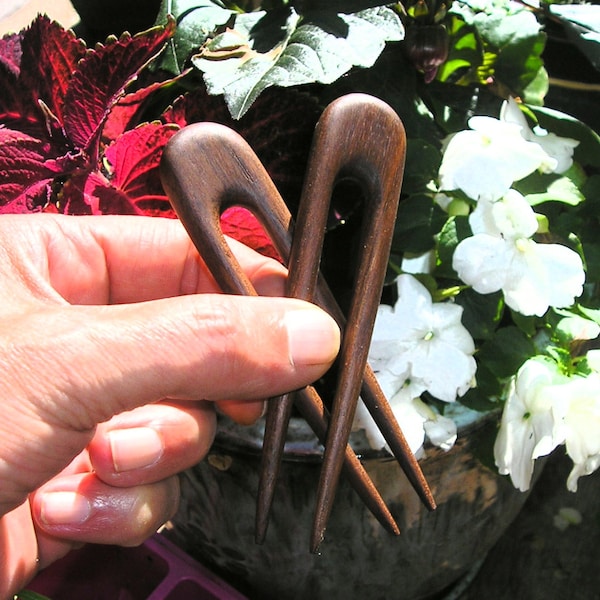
[
  {"left": 62, "top": 122, "right": 179, "bottom": 216},
  {"left": 102, "top": 79, "right": 170, "bottom": 144},
  {"left": 63, "top": 17, "right": 176, "bottom": 155},
  {"left": 221, "top": 206, "right": 282, "bottom": 263},
  {"left": 0, "top": 31, "right": 22, "bottom": 76},
  {"left": 0, "top": 16, "right": 87, "bottom": 130},
  {"left": 0, "top": 127, "right": 64, "bottom": 213}
]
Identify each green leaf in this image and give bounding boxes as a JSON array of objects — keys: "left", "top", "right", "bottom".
[
  {"left": 192, "top": 7, "right": 404, "bottom": 118},
  {"left": 402, "top": 137, "right": 442, "bottom": 195},
  {"left": 437, "top": 15, "right": 482, "bottom": 83},
  {"left": 476, "top": 326, "right": 536, "bottom": 380},
  {"left": 14, "top": 591, "right": 52, "bottom": 600},
  {"left": 155, "top": 0, "right": 234, "bottom": 74},
  {"left": 393, "top": 193, "right": 445, "bottom": 254},
  {"left": 578, "top": 305, "right": 600, "bottom": 325},
  {"left": 435, "top": 215, "right": 471, "bottom": 278},
  {"left": 292, "top": 0, "right": 395, "bottom": 13},
  {"left": 460, "top": 383, "right": 503, "bottom": 412},
  {"left": 456, "top": 288, "right": 503, "bottom": 340},
  {"left": 509, "top": 308, "right": 539, "bottom": 338},
  {"left": 474, "top": 6, "right": 546, "bottom": 97},
  {"left": 549, "top": 4, "right": 600, "bottom": 71},
  {"left": 515, "top": 169, "right": 585, "bottom": 207}
]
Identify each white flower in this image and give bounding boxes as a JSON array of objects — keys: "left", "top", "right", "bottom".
[
  {"left": 369, "top": 274, "right": 476, "bottom": 403},
  {"left": 543, "top": 373, "right": 600, "bottom": 492},
  {"left": 494, "top": 358, "right": 566, "bottom": 491},
  {"left": 352, "top": 390, "right": 457, "bottom": 456},
  {"left": 353, "top": 389, "right": 427, "bottom": 455},
  {"left": 501, "top": 97, "right": 579, "bottom": 174},
  {"left": 439, "top": 115, "right": 553, "bottom": 201},
  {"left": 421, "top": 402, "right": 457, "bottom": 451},
  {"left": 453, "top": 190, "right": 585, "bottom": 316},
  {"left": 401, "top": 250, "right": 436, "bottom": 275}
]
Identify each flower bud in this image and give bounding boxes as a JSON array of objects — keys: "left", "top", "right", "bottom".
[{"left": 404, "top": 24, "right": 449, "bottom": 83}]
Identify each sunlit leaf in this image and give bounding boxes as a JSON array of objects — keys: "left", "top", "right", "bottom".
[
  {"left": 63, "top": 18, "right": 175, "bottom": 152},
  {"left": 193, "top": 7, "right": 404, "bottom": 118},
  {"left": 91, "top": 122, "right": 179, "bottom": 215},
  {"left": 155, "top": 0, "right": 234, "bottom": 74}
]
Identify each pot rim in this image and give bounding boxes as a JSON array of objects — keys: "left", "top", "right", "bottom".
[{"left": 213, "top": 402, "right": 499, "bottom": 463}]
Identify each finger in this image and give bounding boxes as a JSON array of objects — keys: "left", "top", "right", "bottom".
[
  {"left": 0, "top": 213, "right": 287, "bottom": 305},
  {"left": 88, "top": 401, "right": 216, "bottom": 487},
  {"left": 13, "top": 295, "right": 339, "bottom": 428},
  {"left": 0, "top": 294, "right": 339, "bottom": 510},
  {"left": 31, "top": 472, "right": 179, "bottom": 548},
  {"left": 216, "top": 399, "right": 265, "bottom": 425}
]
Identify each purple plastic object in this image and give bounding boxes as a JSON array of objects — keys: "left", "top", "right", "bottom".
[{"left": 27, "top": 533, "right": 248, "bottom": 599}]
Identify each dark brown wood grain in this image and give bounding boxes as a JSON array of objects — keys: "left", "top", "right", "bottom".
[{"left": 159, "top": 94, "right": 434, "bottom": 551}]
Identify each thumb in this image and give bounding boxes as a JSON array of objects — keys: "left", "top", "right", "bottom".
[{"left": 0, "top": 295, "right": 339, "bottom": 511}]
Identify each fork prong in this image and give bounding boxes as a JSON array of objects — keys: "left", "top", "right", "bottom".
[
  {"left": 314, "top": 278, "right": 436, "bottom": 512},
  {"left": 295, "top": 386, "right": 400, "bottom": 539},
  {"left": 255, "top": 393, "right": 295, "bottom": 544},
  {"left": 361, "top": 367, "right": 436, "bottom": 511}
]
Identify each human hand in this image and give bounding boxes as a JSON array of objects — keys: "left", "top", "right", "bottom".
[{"left": 0, "top": 214, "right": 340, "bottom": 598}]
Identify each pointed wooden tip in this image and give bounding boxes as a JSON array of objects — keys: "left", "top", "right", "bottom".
[{"left": 254, "top": 394, "right": 296, "bottom": 544}]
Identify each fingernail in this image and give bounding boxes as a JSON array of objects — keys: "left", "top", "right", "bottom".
[
  {"left": 285, "top": 309, "right": 340, "bottom": 366},
  {"left": 40, "top": 491, "right": 91, "bottom": 526},
  {"left": 109, "top": 427, "right": 164, "bottom": 473}
]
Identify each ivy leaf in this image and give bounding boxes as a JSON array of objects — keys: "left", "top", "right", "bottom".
[
  {"left": 63, "top": 17, "right": 176, "bottom": 153},
  {"left": 192, "top": 7, "right": 404, "bottom": 119},
  {"left": 154, "top": 0, "right": 234, "bottom": 75}
]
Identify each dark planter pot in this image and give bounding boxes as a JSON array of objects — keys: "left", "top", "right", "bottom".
[{"left": 165, "top": 406, "right": 537, "bottom": 600}]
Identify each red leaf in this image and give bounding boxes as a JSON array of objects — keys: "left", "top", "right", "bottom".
[
  {"left": 102, "top": 73, "right": 184, "bottom": 144},
  {"left": 19, "top": 16, "right": 87, "bottom": 123},
  {"left": 0, "top": 16, "right": 86, "bottom": 126},
  {"left": 63, "top": 18, "right": 175, "bottom": 153},
  {"left": 0, "top": 127, "right": 60, "bottom": 212},
  {"left": 68, "top": 123, "right": 178, "bottom": 216},
  {"left": 221, "top": 206, "right": 281, "bottom": 262},
  {"left": 0, "top": 31, "right": 22, "bottom": 76},
  {"left": 105, "top": 122, "right": 178, "bottom": 200}
]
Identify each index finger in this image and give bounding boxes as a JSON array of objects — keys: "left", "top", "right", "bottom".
[{"left": 0, "top": 214, "right": 286, "bottom": 305}]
